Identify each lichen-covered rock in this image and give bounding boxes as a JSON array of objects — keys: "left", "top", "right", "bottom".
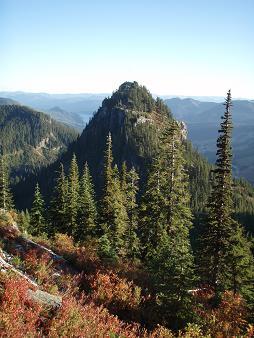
[{"left": 28, "top": 289, "right": 62, "bottom": 308}]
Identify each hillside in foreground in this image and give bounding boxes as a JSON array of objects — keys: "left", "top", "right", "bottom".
[{"left": 1, "top": 83, "right": 254, "bottom": 337}]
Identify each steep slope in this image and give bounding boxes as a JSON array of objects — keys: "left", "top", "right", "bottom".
[{"left": 0, "top": 104, "right": 78, "bottom": 183}]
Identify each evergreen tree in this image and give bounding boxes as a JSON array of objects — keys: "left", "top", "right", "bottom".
[
  {"left": 198, "top": 90, "right": 254, "bottom": 300},
  {"left": 49, "top": 163, "right": 69, "bottom": 235},
  {"left": 78, "top": 162, "right": 97, "bottom": 241},
  {"left": 30, "top": 183, "right": 46, "bottom": 235},
  {"left": 67, "top": 154, "right": 80, "bottom": 236},
  {"left": 141, "top": 120, "right": 195, "bottom": 326},
  {"left": 121, "top": 164, "right": 140, "bottom": 260},
  {"left": 18, "top": 209, "right": 30, "bottom": 233},
  {"left": 139, "top": 156, "right": 166, "bottom": 258},
  {"left": 0, "top": 154, "right": 13, "bottom": 210},
  {"left": 100, "top": 133, "right": 128, "bottom": 259}
]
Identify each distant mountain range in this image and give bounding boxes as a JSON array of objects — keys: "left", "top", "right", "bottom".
[
  {"left": 165, "top": 98, "right": 254, "bottom": 185},
  {"left": 0, "top": 91, "right": 106, "bottom": 127},
  {"left": 1, "top": 91, "right": 253, "bottom": 185}
]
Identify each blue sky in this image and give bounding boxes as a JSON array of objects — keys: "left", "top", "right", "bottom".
[{"left": 1, "top": 0, "right": 253, "bottom": 97}]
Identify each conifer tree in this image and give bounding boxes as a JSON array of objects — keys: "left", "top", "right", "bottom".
[
  {"left": 78, "top": 162, "right": 97, "bottom": 240},
  {"left": 30, "top": 183, "right": 46, "bottom": 235},
  {"left": 198, "top": 90, "right": 254, "bottom": 300},
  {"left": 18, "top": 209, "right": 30, "bottom": 233},
  {"left": 67, "top": 154, "right": 80, "bottom": 236},
  {"left": 121, "top": 164, "right": 140, "bottom": 260},
  {"left": 141, "top": 120, "right": 195, "bottom": 325},
  {"left": 139, "top": 156, "right": 166, "bottom": 257},
  {"left": 0, "top": 154, "right": 13, "bottom": 210},
  {"left": 50, "top": 163, "right": 69, "bottom": 235},
  {"left": 100, "top": 133, "right": 128, "bottom": 259}
]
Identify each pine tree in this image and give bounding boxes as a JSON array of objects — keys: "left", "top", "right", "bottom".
[
  {"left": 139, "top": 156, "right": 166, "bottom": 258},
  {"left": 50, "top": 163, "right": 69, "bottom": 235},
  {"left": 99, "top": 133, "right": 128, "bottom": 259},
  {"left": 198, "top": 90, "right": 254, "bottom": 300},
  {"left": 121, "top": 164, "right": 140, "bottom": 260},
  {"left": 77, "top": 162, "right": 97, "bottom": 241},
  {"left": 67, "top": 154, "right": 80, "bottom": 236},
  {"left": 30, "top": 183, "right": 46, "bottom": 235},
  {"left": 141, "top": 120, "right": 195, "bottom": 326},
  {"left": 0, "top": 154, "right": 13, "bottom": 210},
  {"left": 18, "top": 209, "right": 30, "bottom": 233}
]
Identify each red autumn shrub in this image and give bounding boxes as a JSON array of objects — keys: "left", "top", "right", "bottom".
[
  {"left": 195, "top": 289, "right": 248, "bottom": 337},
  {"left": 90, "top": 270, "right": 142, "bottom": 312},
  {"left": 0, "top": 274, "right": 42, "bottom": 337},
  {"left": 47, "top": 295, "right": 144, "bottom": 338},
  {"left": 52, "top": 233, "right": 76, "bottom": 259},
  {"left": 22, "top": 249, "right": 55, "bottom": 291}
]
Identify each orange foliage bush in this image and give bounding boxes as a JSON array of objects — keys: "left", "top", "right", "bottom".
[
  {"left": 47, "top": 295, "right": 143, "bottom": 338},
  {"left": 52, "top": 233, "right": 76, "bottom": 259},
  {"left": 90, "top": 270, "right": 142, "bottom": 312},
  {"left": 0, "top": 273, "right": 145, "bottom": 337},
  {"left": 195, "top": 289, "right": 248, "bottom": 337},
  {"left": 0, "top": 275, "right": 42, "bottom": 338},
  {"left": 22, "top": 249, "right": 56, "bottom": 292}
]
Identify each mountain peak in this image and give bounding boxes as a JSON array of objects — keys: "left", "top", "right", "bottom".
[{"left": 100, "top": 81, "right": 157, "bottom": 113}]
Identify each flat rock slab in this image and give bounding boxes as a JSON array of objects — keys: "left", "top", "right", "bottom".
[{"left": 28, "top": 289, "right": 62, "bottom": 308}]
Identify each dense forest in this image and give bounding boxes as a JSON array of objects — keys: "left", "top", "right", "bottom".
[
  {"left": 0, "top": 83, "right": 254, "bottom": 336},
  {"left": 0, "top": 104, "right": 78, "bottom": 184}
]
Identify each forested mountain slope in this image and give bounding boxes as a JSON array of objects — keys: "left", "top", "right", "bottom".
[
  {"left": 0, "top": 104, "right": 78, "bottom": 183},
  {"left": 13, "top": 82, "right": 254, "bottom": 228}
]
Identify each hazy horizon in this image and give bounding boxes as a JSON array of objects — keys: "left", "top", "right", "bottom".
[{"left": 0, "top": 88, "right": 253, "bottom": 102}]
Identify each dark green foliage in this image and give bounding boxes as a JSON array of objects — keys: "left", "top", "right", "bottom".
[
  {"left": 0, "top": 104, "right": 78, "bottom": 185},
  {"left": 66, "top": 154, "right": 80, "bottom": 236},
  {"left": 139, "top": 157, "right": 166, "bottom": 257},
  {"left": 0, "top": 154, "right": 13, "bottom": 210},
  {"left": 18, "top": 209, "right": 30, "bottom": 233},
  {"left": 30, "top": 183, "right": 46, "bottom": 235},
  {"left": 78, "top": 162, "right": 97, "bottom": 240},
  {"left": 99, "top": 134, "right": 128, "bottom": 259},
  {"left": 141, "top": 120, "right": 195, "bottom": 326},
  {"left": 197, "top": 91, "right": 254, "bottom": 300},
  {"left": 121, "top": 163, "right": 140, "bottom": 260},
  {"left": 102, "top": 81, "right": 171, "bottom": 117},
  {"left": 49, "top": 163, "right": 69, "bottom": 235}
]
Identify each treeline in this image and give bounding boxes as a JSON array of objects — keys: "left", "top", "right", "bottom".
[{"left": 1, "top": 91, "right": 254, "bottom": 331}]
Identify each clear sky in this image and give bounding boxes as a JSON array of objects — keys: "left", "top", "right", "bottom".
[{"left": 1, "top": 0, "right": 253, "bottom": 97}]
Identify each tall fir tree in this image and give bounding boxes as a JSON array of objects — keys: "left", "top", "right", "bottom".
[
  {"left": 77, "top": 162, "right": 97, "bottom": 241},
  {"left": 139, "top": 155, "right": 166, "bottom": 258},
  {"left": 99, "top": 133, "right": 128, "bottom": 259},
  {"left": 49, "top": 163, "right": 69, "bottom": 235},
  {"left": 198, "top": 90, "right": 254, "bottom": 301},
  {"left": 30, "top": 183, "right": 46, "bottom": 235},
  {"left": 141, "top": 120, "right": 195, "bottom": 326},
  {"left": 67, "top": 154, "right": 80, "bottom": 236},
  {"left": 0, "top": 154, "right": 13, "bottom": 210},
  {"left": 121, "top": 164, "right": 140, "bottom": 260}
]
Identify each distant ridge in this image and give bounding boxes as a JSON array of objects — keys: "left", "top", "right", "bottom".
[{"left": 0, "top": 97, "right": 20, "bottom": 105}]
